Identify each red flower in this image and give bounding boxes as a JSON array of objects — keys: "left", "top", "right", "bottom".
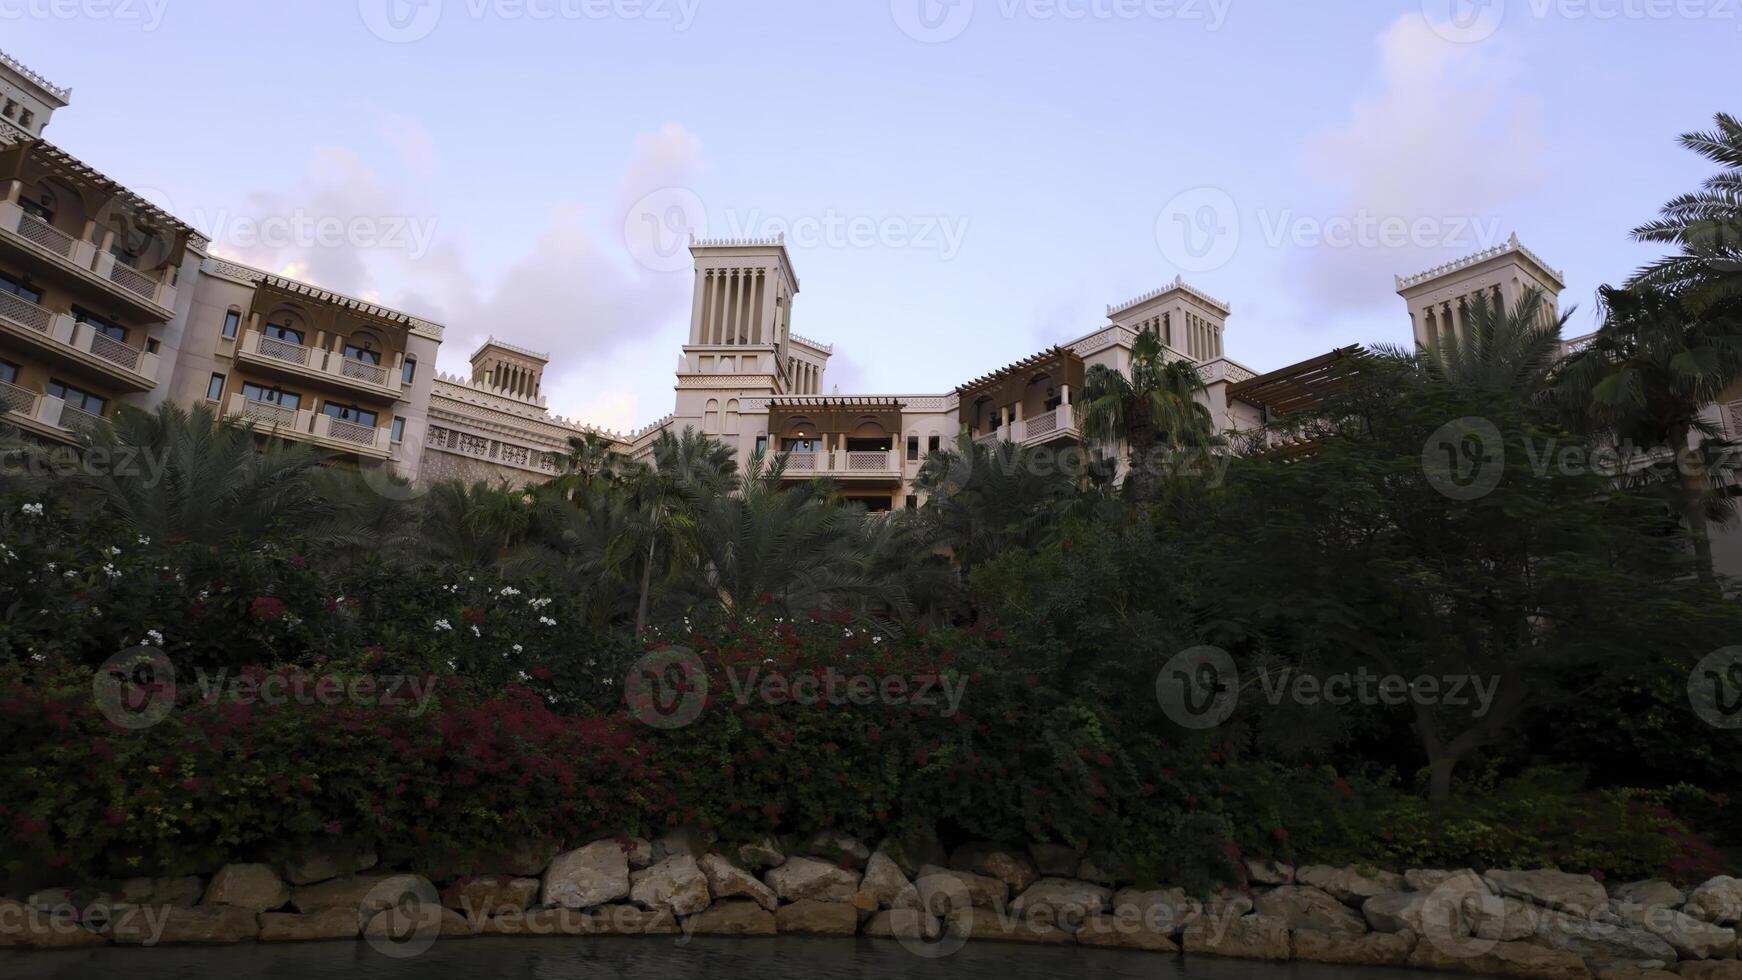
[
  {"left": 250, "top": 596, "right": 287, "bottom": 621},
  {"left": 461, "top": 607, "right": 487, "bottom": 625},
  {"left": 288, "top": 553, "right": 307, "bottom": 568},
  {"left": 1273, "top": 828, "right": 1290, "bottom": 842},
  {"left": 105, "top": 809, "right": 128, "bottom": 826}
]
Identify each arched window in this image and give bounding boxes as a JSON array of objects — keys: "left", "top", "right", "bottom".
[
  {"left": 401, "top": 355, "right": 417, "bottom": 386},
  {"left": 704, "top": 399, "right": 720, "bottom": 434},
  {"left": 724, "top": 398, "right": 741, "bottom": 435}
]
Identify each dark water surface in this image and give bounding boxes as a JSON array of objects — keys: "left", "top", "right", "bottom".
[{"left": 2, "top": 935, "right": 1442, "bottom": 979}]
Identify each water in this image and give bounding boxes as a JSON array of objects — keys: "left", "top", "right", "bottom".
[{"left": 2, "top": 936, "right": 1442, "bottom": 979}]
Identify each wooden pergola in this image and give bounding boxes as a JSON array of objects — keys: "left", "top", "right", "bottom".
[
  {"left": 954, "top": 346, "right": 1085, "bottom": 409},
  {"left": 767, "top": 397, "right": 904, "bottom": 441},
  {"left": 1228, "top": 345, "right": 1364, "bottom": 417}
]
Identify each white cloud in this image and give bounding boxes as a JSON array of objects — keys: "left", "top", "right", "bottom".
[{"left": 1299, "top": 14, "right": 1546, "bottom": 311}]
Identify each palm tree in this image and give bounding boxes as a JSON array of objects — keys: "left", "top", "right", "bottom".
[
  {"left": 912, "top": 434, "right": 1077, "bottom": 570},
  {"left": 552, "top": 431, "right": 626, "bottom": 504},
  {"left": 624, "top": 429, "right": 736, "bottom": 634},
  {"left": 1631, "top": 111, "right": 1742, "bottom": 309},
  {"left": 1079, "top": 330, "right": 1218, "bottom": 521},
  {"left": 1556, "top": 283, "right": 1742, "bottom": 587},
  {"left": 1403, "top": 287, "right": 1570, "bottom": 393},
  {"left": 24, "top": 402, "right": 334, "bottom": 548}
]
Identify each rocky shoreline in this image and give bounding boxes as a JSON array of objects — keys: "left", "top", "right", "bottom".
[{"left": 5, "top": 832, "right": 1741, "bottom": 979}]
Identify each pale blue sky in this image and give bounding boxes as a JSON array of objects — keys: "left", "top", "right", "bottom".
[{"left": 17, "top": 0, "right": 1739, "bottom": 431}]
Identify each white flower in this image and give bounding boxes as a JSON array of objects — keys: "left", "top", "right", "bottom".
[
  {"left": 62, "top": 569, "right": 78, "bottom": 580},
  {"left": 136, "top": 535, "right": 150, "bottom": 546},
  {"left": 512, "top": 644, "right": 524, "bottom": 654},
  {"left": 498, "top": 586, "right": 522, "bottom": 598},
  {"left": 30, "top": 652, "right": 45, "bottom": 663},
  {"left": 144, "top": 629, "right": 164, "bottom": 647},
  {"left": 470, "top": 625, "right": 481, "bottom": 638},
  {"left": 101, "top": 564, "right": 121, "bottom": 579},
  {"left": 105, "top": 546, "right": 122, "bottom": 557},
  {"left": 538, "top": 616, "right": 557, "bottom": 627},
  {"left": 0, "top": 546, "right": 15, "bottom": 563},
  {"left": 434, "top": 618, "right": 453, "bottom": 632},
  {"left": 528, "top": 597, "right": 552, "bottom": 610},
  {"left": 20, "top": 503, "right": 43, "bottom": 517}
]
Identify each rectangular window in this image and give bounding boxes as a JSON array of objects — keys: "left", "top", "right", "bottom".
[
  {"left": 145, "top": 338, "right": 160, "bottom": 354},
  {"left": 343, "top": 344, "right": 382, "bottom": 365},
  {"left": 907, "top": 435, "right": 920, "bottom": 461},
  {"left": 221, "top": 310, "right": 241, "bottom": 339},
  {"left": 241, "top": 382, "right": 300, "bottom": 410},
  {"left": 754, "top": 435, "right": 768, "bottom": 456},
  {"left": 322, "top": 402, "right": 379, "bottom": 427},
  {"left": 206, "top": 373, "right": 225, "bottom": 402},
  {"left": 0, "top": 360, "right": 17, "bottom": 385},
  {"left": 0, "top": 271, "right": 42, "bottom": 304},
  {"left": 73, "top": 308, "right": 128, "bottom": 343},
  {"left": 17, "top": 198, "right": 51, "bottom": 224},
  {"left": 905, "top": 495, "right": 918, "bottom": 510},
  {"left": 46, "top": 378, "right": 105, "bottom": 415},
  {"left": 264, "top": 323, "right": 304, "bottom": 345},
  {"left": 390, "top": 416, "right": 406, "bottom": 444},
  {"left": 928, "top": 435, "right": 941, "bottom": 453},
  {"left": 401, "top": 358, "right": 417, "bottom": 385}
]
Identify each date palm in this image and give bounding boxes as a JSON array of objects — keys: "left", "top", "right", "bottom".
[
  {"left": 1079, "top": 330, "right": 1218, "bottom": 522},
  {"left": 1631, "top": 112, "right": 1742, "bottom": 309},
  {"left": 1409, "top": 287, "right": 1570, "bottom": 394}
]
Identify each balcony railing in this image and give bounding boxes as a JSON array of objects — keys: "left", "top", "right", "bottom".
[
  {"left": 779, "top": 449, "right": 900, "bottom": 479},
  {"left": 239, "top": 397, "right": 299, "bottom": 428},
  {"left": 0, "top": 202, "right": 178, "bottom": 313},
  {"left": 224, "top": 393, "right": 391, "bottom": 459},
  {"left": 58, "top": 402, "right": 106, "bottom": 432},
  {"left": 0, "top": 287, "right": 159, "bottom": 386},
  {"left": 0, "top": 378, "right": 37, "bottom": 416},
  {"left": 237, "top": 330, "right": 404, "bottom": 397},
  {"left": 87, "top": 330, "right": 143, "bottom": 372},
  {"left": 319, "top": 414, "right": 380, "bottom": 447},
  {"left": 0, "top": 286, "right": 52, "bottom": 333}
]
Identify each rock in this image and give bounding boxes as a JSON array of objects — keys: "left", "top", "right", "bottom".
[
  {"left": 1487, "top": 870, "right": 1610, "bottom": 915},
  {"left": 880, "top": 839, "right": 949, "bottom": 878},
  {"left": 1292, "top": 928, "right": 1416, "bottom": 966},
  {"left": 1364, "top": 890, "right": 1469, "bottom": 941},
  {"left": 1254, "top": 885, "right": 1368, "bottom": 936},
  {"left": 652, "top": 826, "right": 716, "bottom": 862},
  {"left": 628, "top": 855, "right": 710, "bottom": 916},
  {"left": 806, "top": 832, "right": 871, "bottom": 869},
  {"left": 1595, "top": 968, "right": 1683, "bottom": 980},
  {"left": 622, "top": 838, "right": 654, "bottom": 869},
  {"left": 1533, "top": 907, "right": 1676, "bottom": 968},
  {"left": 688, "top": 900, "right": 776, "bottom": 936},
  {"left": 258, "top": 908, "right": 362, "bottom": 941},
  {"left": 441, "top": 877, "right": 540, "bottom": 916},
  {"left": 202, "top": 863, "right": 289, "bottom": 912},
  {"left": 473, "top": 838, "right": 561, "bottom": 877},
  {"left": 764, "top": 856, "right": 862, "bottom": 903},
  {"left": 541, "top": 840, "right": 631, "bottom": 910},
  {"left": 1245, "top": 858, "right": 1294, "bottom": 885},
  {"left": 1610, "top": 901, "right": 1736, "bottom": 960},
  {"left": 119, "top": 876, "right": 205, "bottom": 908},
  {"left": 698, "top": 854, "right": 778, "bottom": 912},
  {"left": 291, "top": 874, "right": 433, "bottom": 915},
  {"left": 914, "top": 865, "right": 1006, "bottom": 915},
  {"left": 1111, "top": 887, "right": 1194, "bottom": 935},
  {"left": 1011, "top": 877, "right": 1109, "bottom": 930},
  {"left": 863, "top": 908, "right": 941, "bottom": 941},
  {"left": 1610, "top": 881, "right": 1685, "bottom": 909},
  {"left": 284, "top": 846, "right": 378, "bottom": 885},
  {"left": 775, "top": 899, "right": 858, "bottom": 935},
  {"left": 1027, "top": 843, "right": 1080, "bottom": 878},
  {"left": 1405, "top": 868, "right": 1490, "bottom": 895},
  {"left": 1682, "top": 963, "right": 1742, "bottom": 980},
  {"left": 113, "top": 905, "right": 260, "bottom": 945},
  {"left": 0, "top": 899, "right": 106, "bottom": 948},
  {"left": 481, "top": 908, "right": 593, "bottom": 937},
  {"left": 736, "top": 837, "right": 785, "bottom": 870},
  {"left": 1075, "top": 854, "right": 1132, "bottom": 887},
  {"left": 1464, "top": 894, "right": 1541, "bottom": 942},
  {"left": 950, "top": 842, "right": 1038, "bottom": 893},
  {"left": 857, "top": 851, "right": 912, "bottom": 910},
  {"left": 1295, "top": 865, "right": 1404, "bottom": 906},
  {"left": 362, "top": 904, "right": 472, "bottom": 940},
  {"left": 1688, "top": 877, "right": 1742, "bottom": 925},
  {"left": 1408, "top": 938, "right": 1592, "bottom": 979},
  {"left": 1075, "top": 908, "right": 1179, "bottom": 951},
  {"left": 24, "top": 887, "right": 79, "bottom": 912},
  {"left": 582, "top": 904, "right": 678, "bottom": 935},
  {"left": 946, "top": 907, "right": 1073, "bottom": 944},
  {"left": 1180, "top": 913, "right": 1290, "bottom": 960}
]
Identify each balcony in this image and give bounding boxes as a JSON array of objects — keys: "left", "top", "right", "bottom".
[
  {"left": 0, "top": 288, "right": 159, "bottom": 390},
  {"left": 235, "top": 329, "right": 404, "bottom": 400},
  {"left": 223, "top": 393, "right": 392, "bottom": 459},
  {"left": 0, "top": 201, "right": 179, "bottom": 320},
  {"left": 0, "top": 380, "right": 106, "bottom": 444},
  {"left": 779, "top": 449, "right": 902, "bottom": 482},
  {"left": 1019, "top": 404, "right": 1081, "bottom": 446}
]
